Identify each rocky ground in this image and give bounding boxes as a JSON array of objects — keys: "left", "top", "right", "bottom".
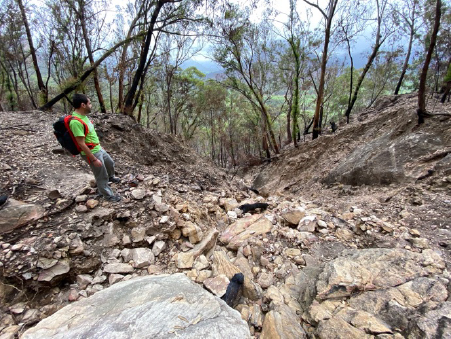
[{"left": 0, "top": 94, "right": 450, "bottom": 338}]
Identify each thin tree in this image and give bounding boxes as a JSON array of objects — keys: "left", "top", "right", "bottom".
[
  {"left": 344, "top": 0, "right": 393, "bottom": 123},
  {"left": 39, "top": 32, "right": 147, "bottom": 110},
  {"left": 417, "top": 0, "right": 441, "bottom": 124},
  {"left": 393, "top": 0, "right": 421, "bottom": 95},
  {"left": 213, "top": 8, "right": 280, "bottom": 155},
  {"left": 303, "top": 0, "right": 339, "bottom": 139},
  {"left": 16, "top": 0, "right": 48, "bottom": 104},
  {"left": 73, "top": 0, "right": 108, "bottom": 112}
]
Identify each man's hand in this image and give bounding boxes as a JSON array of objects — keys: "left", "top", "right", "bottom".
[{"left": 92, "top": 158, "right": 102, "bottom": 167}]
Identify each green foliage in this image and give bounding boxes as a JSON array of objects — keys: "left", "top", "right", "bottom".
[{"left": 445, "top": 63, "right": 451, "bottom": 83}]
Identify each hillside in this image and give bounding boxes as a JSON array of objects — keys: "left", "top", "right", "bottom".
[{"left": 0, "top": 94, "right": 450, "bottom": 338}]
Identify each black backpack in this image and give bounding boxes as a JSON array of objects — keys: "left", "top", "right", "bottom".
[{"left": 53, "top": 115, "right": 95, "bottom": 155}]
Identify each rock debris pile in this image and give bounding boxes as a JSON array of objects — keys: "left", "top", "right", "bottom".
[{"left": 0, "top": 94, "right": 450, "bottom": 338}]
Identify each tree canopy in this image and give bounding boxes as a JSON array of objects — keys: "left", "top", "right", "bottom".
[{"left": 0, "top": 0, "right": 450, "bottom": 166}]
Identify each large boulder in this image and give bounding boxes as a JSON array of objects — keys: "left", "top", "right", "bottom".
[
  {"left": 323, "top": 132, "right": 446, "bottom": 186},
  {"left": 220, "top": 215, "right": 272, "bottom": 250},
  {"left": 0, "top": 199, "right": 44, "bottom": 234},
  {"left": 22, "top": 274, "right": 250, "bottom": 339},
  {"left": 304, "top": 248, "right": 449, "bottom": 338}
]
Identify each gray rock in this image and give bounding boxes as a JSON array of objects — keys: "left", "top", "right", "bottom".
[
  {"left": 0, "top": 199, "right": 45, "bottom": 234},
  {"left": 413, "top": 301, "right": 451, "bottom": 338},
  {"left": 103, "top": 263, "right": 134, "bottom": 274},
  {"left": 37, "top": 260, "right": 70, "bottom": 282},
  {"left": 257, "top": 272, "right": 274, "bottom": 289},
  {"left": 22, "top": 274, "right": 250, "bottom": 339},
  {"left": 316, "top": 248, "right": 445, "bottom": 300},
  {"left": 261, "top": 304, "right": 307, "bottom": 339},
  {"left": 131, "top": 189, "right": 146, "bottom": 200},
  {"left": 323, "top": 132, "right": 446, "bottom": 186},
  {"left": 298, "top": 215, "right": 317, "bottom": 232},
  {"left": 155, "top": 203, "right": 169, "bottom": 213},
  {"left": 76, "top": 274, "right": 93, "bottom": 289},
  {"left": 316, "top": 317, "right": 372, "bottom": 338},
  {"left": 131, "top": 227, "right": 146, "bottom": 243},
  {"left": 130, "top": 248, "right": 155, "bottom": 268},
  {"left": 152, "top": 241, "right": 166, "bottom": 257}
]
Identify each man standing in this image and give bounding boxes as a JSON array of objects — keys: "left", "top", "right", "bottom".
[{"left": 70, "top": 93, "right": 121, "bottom": 202}]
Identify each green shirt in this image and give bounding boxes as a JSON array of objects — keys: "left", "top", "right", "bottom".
[{"left": 69, "top": 112, "right": 101, "bottom": 155}]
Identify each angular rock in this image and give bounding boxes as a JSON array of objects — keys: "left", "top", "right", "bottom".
[
  {"left": 130, "top": 248, "right": 155, "bottom": 268},
  {"left": 261, "top": 304, "right": 307, "bottom": 339},
  {"left": 281, "top": 209, "right": 306, "bottom": 226},
  {"left": 155, "top": 203, "right": 169, "bottom": 213},
  {"left": 316, "top": 248, "right": 445, "bottom": 300},
  {"left": 176, "top": 229, "right": 219, "bottom": 269},
  {"left": 131, "top": 227, "right": 146, "bottom": 243},
  {"left": 220, "top": 215, "right": 272, "bottom": 250},
  {"left": 152, "top": 241, "right": 166, "bottom": 257},
  {"left": 131, "top": 189, "right": 146, "bottom": 200},
  {"left": 297, "top": 215, "right": 317, "bottom": 232},
  {"left": 76, "top": 274, "right": 93, "bottom": 290},
  {"left": 86, "top": 199, "right": 99, "bottom": 209},
  {"left": 38, "top": 260, "right": 70, "bottom": 282},
  {"left": 37, "top": 257, "right": 58, "bottom": 270},
  {"left": 212, "top": 251, "right": 261, "bottom": 301},
  {"left": 257, "top": 272, "right": 274, "bottom": 289},
  {"left": 22, "top": 274, "right": 250, "bottom": 339},
  {"left": 413, "top": 301, "right": 451, "bottom": 338},
  {"left": 182, "top": 222, "right": 203, "bottom": 244},
  {"left": 220, "top": 198, "right": 239, "bottom": 212},
  {"left": 203, "top": 274, "right": 229, "bottom": 297},
  {"left": 317, "top": 317, "right": 372, "bottom": 339},
  {"left": 103, "top": 263, "right": 134, "bottom": 274},
  {"left": 0, "top": 199, "right": 45, "bottom": 234},
  {"left": 108, "top": 274, "right": 124, "bottom": 285}
]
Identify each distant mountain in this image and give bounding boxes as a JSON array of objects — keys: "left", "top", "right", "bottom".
[{"left": 181, "top": 59, "right": 223, "bottom": 77}]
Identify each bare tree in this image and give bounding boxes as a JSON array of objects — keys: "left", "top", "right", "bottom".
[
  {"left": 417, "top": 0, "right": 441, "bottom": 124},
  {"left": 17, "top": 0, "right": 48, "bottom": 104},
  {"left": 344, "top": 0, "right": 394, "bottom": 123},
  {"left": 303, "top": 0, "right": 339, "bottom": 139},
  {"left": 393, "top": 0, "right": 421, "bottom": 95}
]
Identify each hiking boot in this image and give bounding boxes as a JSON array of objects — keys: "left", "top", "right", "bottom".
[
  {"left": 109, "top": 177, "right": 121, "bottom": 184},
  {"left": 106, "top": 194, "right": 121, "bottom": 202}
]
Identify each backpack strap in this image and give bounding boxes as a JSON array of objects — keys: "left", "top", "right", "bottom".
[{"left": 65, "top": 115, "right": 99, "bottom": 154}]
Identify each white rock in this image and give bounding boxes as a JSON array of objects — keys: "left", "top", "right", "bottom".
[
  {"left": 160, "top": 216, "right": 169, "bottom": 224},
  {"left": 152, "top": 241, "right": 166, "bottom": 256},
  {"left": 130, "top": 248, "right": 155, "bottom": 268}
]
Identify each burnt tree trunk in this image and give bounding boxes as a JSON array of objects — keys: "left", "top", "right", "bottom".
[
  {"left": 418, "top": 0, "right": 441, "bottom": 124},
  {"left": 17, "top": 0, "right": 47, "bottom": 104},
  {"left": 123, "top": 0, "right": 167, "bottom": 117}
]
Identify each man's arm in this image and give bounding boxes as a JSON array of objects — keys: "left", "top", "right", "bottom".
[{"left": 75, "top": 136, "right": 102, "bottom": 167}]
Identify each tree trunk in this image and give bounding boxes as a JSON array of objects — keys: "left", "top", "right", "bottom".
[
  {"left": 77, "top": 0, "right": 106, "bottom": 113},
  {"left": 394, "top": 22, "right": 415, "bottom": 95},
  {"left": 124, "top": 0, "right": 166, "bottom": 116},
  {"left": 418, "top": 0, "right": 441, "bottom": 124},
  {"left": 286, "top": 102, "right": 292, "bottom": 144},
  {"left": 117, "top": 12, "right": 142, "bottom": 113},
  {"left": 441, "top": 82, "right": 451, "bottom": 103},
  {"left": 306, "top": 0, "right": 338, "bottom": 139},
  {"left": 288, "top": 36, "right": 300, "bottom": 147},
  {"left": 39, "top": 32, "right": 145, "bottom": 111},
  {"left": 17, "top": 0, "right": 47, "bottom": 104},
  {"left": 345, "top": 0, "right": 385, "bottom": 123},
  {"left": 262, "top": 105, "right": 279, "bottom": 154},
  {"left": 343, "top": 28, "right": 354, "bottom": 121}
]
